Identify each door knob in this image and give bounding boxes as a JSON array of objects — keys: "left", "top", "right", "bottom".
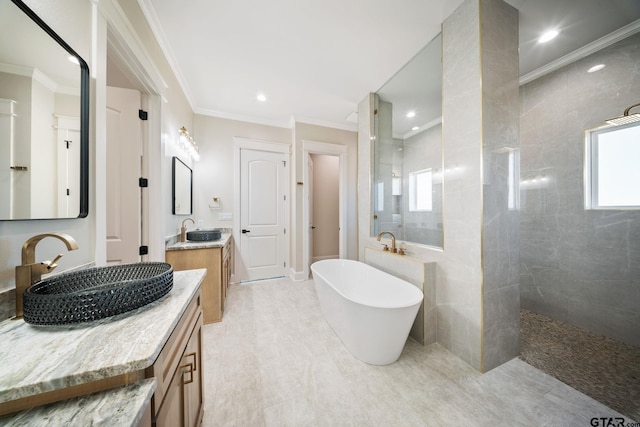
[
  {"left": 311, "top": 226, "right": 316, "bottom": 230},
  {"left": 242, "top": 229, "right": 251, "bottom": 233}
]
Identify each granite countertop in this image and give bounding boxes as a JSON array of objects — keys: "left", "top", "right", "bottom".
[
  {"left": 166, "top": 233, "right": 231, "bottom": 250},
  {"left": 0, "top": 378, "right": 156, "bottom": 427},
  {"left": 0, "top": 268, "right": 206, "bottom": 406}
]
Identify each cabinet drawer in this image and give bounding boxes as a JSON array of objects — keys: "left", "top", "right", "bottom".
[{"left": 147, "top": 289, "right": 202, "bottom": 417}]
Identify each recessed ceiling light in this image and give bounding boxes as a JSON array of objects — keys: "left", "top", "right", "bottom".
[
  {"left": 256, "top": 93, "right": 267, "bottom": 102},
  {"left": 411, "top": 126, "right": 420, "bottom": 131},
  {"left": 587, "top": 64, "right": 606, "bottom": 73},
  {"left": 406, "top": 111, "right": 416, "bottom": 118},
  {"left": 538, "top": 30, "right": 559, "bottom": 44},
  {"left": 68, "top": 55, "right": 79, "bottom": 65}
]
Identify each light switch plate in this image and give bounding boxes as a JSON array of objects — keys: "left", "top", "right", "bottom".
[{"left": 218, "top": 212, "right": 232, "bottom": 221}]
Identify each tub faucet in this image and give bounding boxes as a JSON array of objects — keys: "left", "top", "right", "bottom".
[
  {"left": 14, "top": 233, "right": 79, "bottom": 319},
  {"left": 376, "top": 231, "right": 397, "bottom": 254},
  {"left": 180, "top": 218, "right": 195, "bottom": 242}
]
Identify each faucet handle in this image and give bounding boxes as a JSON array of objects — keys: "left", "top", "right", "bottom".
[
  {"left": 46, "top": 254, "right": 64, "bottom": 270},
  {"left": 382, "top": 244, "right": 389, "bottom": 251}
]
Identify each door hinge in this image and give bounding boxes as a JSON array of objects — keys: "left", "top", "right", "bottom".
[
  {"left": 284, "top": 261, "right": 286, "bottom": 268},
  {"left": 139, "top": 246, "right": 149, "bottom": 256},
  {"left": 284, "top": 228, "right": 286, "bottom": 234},
  {"left": 139, "top": 109, "right": 148, "bottom": 120},
  {"left": 66, "top": 188, "right": 70, "bottom": 196},
  {"left": 64, "top": 140, "right": 71, "bottom": 149},
  {"left": 139, "top": 177, "right": 148, "bottom": 187},
  {"left": 284, "top": 195, "right": 286, "bottom": 201},
  {"left": 282, "top": 160, "right": 286, "bottom": 167}
]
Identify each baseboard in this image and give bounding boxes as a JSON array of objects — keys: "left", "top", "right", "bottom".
[{"left": 290, "top": 269, "right": 308, "bottom": 281}]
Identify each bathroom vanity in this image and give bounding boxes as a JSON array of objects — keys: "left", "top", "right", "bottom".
[
  {"left": 166, "top": 234, "right": 233, "bottom": 324},
  {"left": 0, "top": 269, "right": 206, "bottom": 427}
]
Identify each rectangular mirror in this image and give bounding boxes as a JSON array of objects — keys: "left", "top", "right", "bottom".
[
  {"left": 372, "top": 34, "right": 443, "bottom": 248},
  {"left": 0, "top": 0, "right": 89, "bottom": 220},
  {"left": 172, "top": 157, "right": 192, "bottom": 215}
]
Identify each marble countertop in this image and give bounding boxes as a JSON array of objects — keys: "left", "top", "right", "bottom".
[
  {"left": 0, "top": 268, "right": 206, "bottom": 405},
  {"left": 0, "top": 378, "right": 156, "bottom": 427},
  {"left": 166, "top": 233, "right": 231, "bottom": 250}
]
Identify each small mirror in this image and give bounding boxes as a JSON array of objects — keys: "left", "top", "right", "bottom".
[
  {"left": 0, "top": 0, "right": 89, "bottom": 220},
  {"left": 172, "top": 157, "right": 192, "bottom": 215},
  {"left": 372, "top": 34, "right": 443, "bottom": 248}
]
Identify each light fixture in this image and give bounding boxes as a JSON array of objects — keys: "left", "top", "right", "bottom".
[
  {"left": 179, "top": 126, "right": 200, "bottom": 161},
  {"left": 257, "top": 93, "right": 267, "bottom": 102},
  {"left": 538, "top": 30, "right": 559, "bottom": 43},
  {"left": 406, "top": 111, "right": 416, "bottom": 118},
  {"left": 605, "top": 103, "right": 640, "bottom": 126},
  {"left": 411, "top": 126, "right": 420, "bottom": 131},
  {"left": 587, "top": 64, "right": 606, "bottom": 73}
]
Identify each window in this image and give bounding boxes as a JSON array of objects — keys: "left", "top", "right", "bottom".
[
  {"left": 585, "top": 122, "right": 640, "bottom": 209},
  {"left": 409, "top": 169, "right": 432, "bottom": 211}
]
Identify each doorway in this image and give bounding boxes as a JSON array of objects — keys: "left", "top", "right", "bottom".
[
  {"left": 103, "top": 16, "right": 164, "bottom": 264},
  {"left": 309, "top": 154, "right": 339, "bottom": 265},
  {"left": 302, "top": 140, "right": 348, "bottom": 279}
]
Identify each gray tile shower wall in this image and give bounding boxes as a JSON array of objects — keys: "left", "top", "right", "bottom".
[{"left": 519, "top": 32, "right": 640, "bottom": 347}]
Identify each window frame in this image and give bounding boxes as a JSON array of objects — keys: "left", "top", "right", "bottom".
[{"left": 584, "top": 121, "right": 640, "bottom": 210}]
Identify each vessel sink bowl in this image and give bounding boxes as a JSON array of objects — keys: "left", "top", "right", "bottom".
[
  {"left": 186, "top": 229, "right": 221, "bottom": 242},
  {"left": 22, "top": 262, "right": 173, "bottom": 325}
]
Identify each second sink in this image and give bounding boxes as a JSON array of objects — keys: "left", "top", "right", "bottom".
[{"left": 186, "top": 229, "right": 222, "bottom": 242}]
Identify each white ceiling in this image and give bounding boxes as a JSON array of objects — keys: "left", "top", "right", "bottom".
[{"left": 139, "top": 0, "right": 640, "bottom": 131}]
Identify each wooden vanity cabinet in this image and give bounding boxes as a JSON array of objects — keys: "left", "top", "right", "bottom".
[
  {"left": 166, "top": 238, "right": 232, "bottom": 323},
  {"left": 147, "top": 289, "right": 204, "bottom": 427}
]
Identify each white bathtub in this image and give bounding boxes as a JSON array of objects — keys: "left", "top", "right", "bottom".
[{"left": 311, "top": 259, "right": 423, "bottom": 365}]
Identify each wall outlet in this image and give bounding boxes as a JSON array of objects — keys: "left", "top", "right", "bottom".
[{"left": 218, "top": 212, "right": 232, "bottom": 221}]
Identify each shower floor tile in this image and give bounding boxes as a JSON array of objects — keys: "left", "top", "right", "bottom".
[
  {"left": 201, "top": 278, "right": 632, "bottom": 426},
  {"left": 520, "top": 309, "right": 640, "bottom": 421}
]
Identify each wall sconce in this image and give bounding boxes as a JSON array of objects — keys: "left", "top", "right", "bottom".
[{"left": 179, "top": 126, "right": 200, "bottom": 161}]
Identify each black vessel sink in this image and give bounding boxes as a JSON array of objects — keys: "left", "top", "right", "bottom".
[
  {"left": 22, "top": 262, "right": 173, "bottom": 325},
  {"left": 186, "top": 229, "right": 222, "bottom": 242}
]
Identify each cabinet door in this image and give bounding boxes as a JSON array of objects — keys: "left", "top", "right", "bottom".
[
  {"left": 183, "top": 317, "right": 203, "bottom": 427},
  {"left": 221, "top": 254, "right": 229, "bottom": 310},
  {"left": 155, "top": 362, "right": 185, "bottom": 427}
]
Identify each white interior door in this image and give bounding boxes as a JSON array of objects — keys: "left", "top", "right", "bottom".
[
  {"left": 240, "top": 148, "right": 288, "bottom": 281},
  {"left": 106, "top": 86, "right": 142, "bottom": 265},
  {"left": 308, "top": 155, "right": 314, "bottom": 275},
  {"left": 55, "top": 116, "right": 80, "bottom": 217}
]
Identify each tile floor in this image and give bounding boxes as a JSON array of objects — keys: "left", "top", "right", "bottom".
[{"left": 202, "top": 278, "right": 632, "bottom": 426}]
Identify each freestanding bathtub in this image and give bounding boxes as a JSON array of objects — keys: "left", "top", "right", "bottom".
[{"left": 311, "top": 259, "right": 423, "bottom": 365}]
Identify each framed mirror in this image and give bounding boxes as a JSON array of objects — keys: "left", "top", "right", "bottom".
[
  {"left": 0, "top": 0, "right": 89, "bottom": 220},
  {"left": 372, "top": 34, "right": 443, "bottom": 248},
  {"left": 172, "top": 157, "right": 192, "bottom": 215}
]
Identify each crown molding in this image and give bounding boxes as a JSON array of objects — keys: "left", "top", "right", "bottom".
[
  {"left": 195, "top": 107, "right": 293, "bottom": 129},
  {"left": 136, "top": 0, "right": 194, "bottom": 108},
  {"left": 520, "top": 19, "right": 640, "bottom": 85},
  {"left": 292, "top": 116, "right": 358, "bottom": 132}
]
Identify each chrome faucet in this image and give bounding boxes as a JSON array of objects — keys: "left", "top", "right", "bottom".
[
  {"left": 14, "top": 233, "right": 79, "bottom": 319},
  {"left": 180, "top": 218, "right": 195, "bottom": 242},
  {"left": 376, "top": 231, "right": 397, "bottom": 254}
]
